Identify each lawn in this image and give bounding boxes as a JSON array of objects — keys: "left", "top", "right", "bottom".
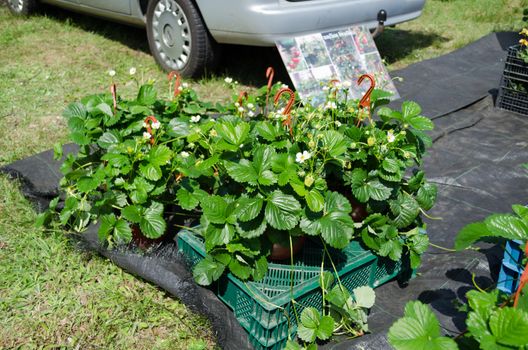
[{"left": 0, "top": 0, "right": 525, "bottom": 348}]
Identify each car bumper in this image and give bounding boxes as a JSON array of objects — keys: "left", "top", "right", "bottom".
[{"left": 196, "top": 0, "right": 426, "bottom": 46}]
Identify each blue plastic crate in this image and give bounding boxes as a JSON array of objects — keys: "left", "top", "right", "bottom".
[{"left": 497, "top": 240, "right": 525, "bottom": 294}]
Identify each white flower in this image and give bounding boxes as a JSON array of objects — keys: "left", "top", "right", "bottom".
[
  {"left": 108, "top": 69, "right": 116, "bottom": 77},
  {"left": 188, "top": 142, "right": 195, "bottom": 149},
  {"left": 182, "top": 82, "right": 189, "bottom": 88},
  {"left": 239, "top": 144, "right": 244, "bottom": 148},
  {"left": 178, "top": 86, "right": 183, "bottom": 91},
  {"left": 325, "top": 101, "right": 337, "bottom": 110},
  {"left": 343, "top": 81, "right": 352, "bottom": 88},
  {"left": 335, "top": 121, "right": 342, "bottom": 127},
  {"left": 142, "top": 132, "right": 151, "bottom": 140},
  {"left": 180, "top": 151, "right": 190, "bottom": 158},
  {"left": 295, "top": 151, "right": 312, "bottom": 164},
  {"left": 247, "top": 103, "right": 255, "bottom": 110},
  {"left": 281, "top": 84, "right": 289, "bottom": 89},
  {"left": 209, "top": 129, "right": 218, "bottom": 137},
  {"left": 322, "top": 86, "right": 330, "bottom": 91},
  {"left": 129, "top": 67, "right": 136, "bottom": 75},
  {"left": 277, "top": 107, "right": 285, "bottom": 115},
  {"left": 238, "top": 106, "right": 245, "bottom": 113},
  {"left": 235, "top": 102, "right": 240, "bottom": 107},
  {"left": 248, "top": 111, "right": 255, "bottom": 117},
  {"left": 224, "top": 77, "right": 233, "bottom": 84},
  {"left": 151, "top": 121, "right": 161, "bottom": 130},
  {"left": 191, "top": 115, "right": 201, "bottom": 123},
  {"left": 387, "top": 130, "right": 396, "bottom": 143},
  {"left": 142, "top": 122, "right": 148, "bottom": 128},
  {"left": 380, "top": 145, "right": 388, "bottom": 153}
]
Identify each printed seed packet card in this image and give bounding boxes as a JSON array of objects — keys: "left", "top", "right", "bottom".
[{"left": 276, "top": 26, "right": 399, "bottom": 105}]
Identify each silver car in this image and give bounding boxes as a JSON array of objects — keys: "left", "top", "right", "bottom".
[{"left": 7, "top": 0, "right": 426, "bottom": 77}]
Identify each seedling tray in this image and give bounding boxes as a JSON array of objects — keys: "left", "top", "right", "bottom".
[
  {"left": 497, "top": 240, "right": 525, "bottom": 294},
  {"left": 177, "top": 229, "right": 411, "bottom": 350},
  {"left": 497, "top": 45, "right": 528, "bottom": 115}
]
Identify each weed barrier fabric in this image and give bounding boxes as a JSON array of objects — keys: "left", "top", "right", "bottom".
[
  {"left": 2, "top": 32, "right": 528, "bottom": 349},
  {"left": 388, "top": 32, "right": 518, "bottom": 118}
]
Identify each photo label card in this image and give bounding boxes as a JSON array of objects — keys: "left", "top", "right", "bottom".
[{"left": 276, "top": 26, "right": 399, "bottom": 106}]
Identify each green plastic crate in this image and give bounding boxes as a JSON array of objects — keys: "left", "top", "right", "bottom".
[{"left": 177, "top": 229, "right": 410, "bottom": 350}]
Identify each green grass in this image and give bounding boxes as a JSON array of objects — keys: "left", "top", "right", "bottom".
[{"left": 0, "top": 0, "right": 525, "bottom": 348}]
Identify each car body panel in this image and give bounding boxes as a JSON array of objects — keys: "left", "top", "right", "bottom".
[
  {"left": 195, "top": 0, "right": 426, "bottom": 45},
  {"left": 38, "top": 0, "right": 425, "bottom": 46}
]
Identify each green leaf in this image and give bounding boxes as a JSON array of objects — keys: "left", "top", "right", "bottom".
[
  {"left": 455, "top": 222, "right": 490, "bottom": 250},
  {"left": 319, "top": 271, "right": 334, "bottom": 290},
  {"left": 408, "top": 115, "right": 434, "bottom": 131},
  {"left": 350, "top": 169, "right": 391, "bottom": 202},
  {"left": 377, "top": 106, "right": 401, "bottom": 122},
  {"left": 316, "top": 315, "right": 335, "bottom": 340},
  {"left": 284, "top": 340, "right": 302, "bottom": 350},
  {"left": 388, "top": 301, "right": 457, "bottom": 350},
  {"left": 70, "top": 131, "right": 91, "bottom": 146},
  {"left": 512, "top": 204, "right": 528, "bottom": 220},
  {"left": 265, "top": 191, "right": 301, "bottom": 230},
  {"left": 139, "top": 162, "right": 162, "bottom": 181},
  {"left": 215, "top": 121, "right": 250, "bottom": 146},
  {"left": 410, "top": 234, "right": 429, "bottom": 254},
  {"left": 228, "top": 258, "right": 253, "bottom": 280},
  {"left": 225, "top": 160, "right": 258, "bottom": 185},
  {"left": 95, "top": 103, "right": 113, "bottom": 118},
  {"left": 98, "top": 214, "right": 117, "bottom": 241},
  {"left": 306, "top": 190, "right": 324, "bottom": 212},
  {"left": 320, "top": 212, "right": 354, "bottom": 249},
  {"left": 401, "top": 101, "right": 422, "bottom": 119},
  {"left": 167, "top": 119, "right": 190, "bottom": 137},
  {"left": 148, "top": 145, "right": 172, "bottom": 166},
  {"left": 113, "top": 219, "right": 132, "bottom": 243},
  {"left": 298, "top": 307, "right": 320, "bottom": 342},
  {"left": 121, "top": 205, "right": 143, "bottom": 223},
  {"left": 139, "top": 202, "right": 166, "bottom": 239},
  {"left": 415, "top": 182, "right": 437, "bottom": 211},
  {"left": 252, "top": 255, "right": 268, "bottom": 281},
  {"left": 193, "top": 257, "right": 225, "bottom": 286},
  {"left": 137, "top": 84, "right": 157, "bottom": 105},
  {"left": 255, "top": 122, "right": 282, "bottom": 141},
  {"left": 382, "top": 158, "right": 401, "bottom": 173},
  {"left": 390, "top": 193, "right": 420, "bottom": 228},
  {"left": 467, "top": 289, "right": 499, "bottom": 320},
  {"left": 489, "top": 307, "right": 528, "bottom": 346},
  {"left": 176, "top": 187, "right": 200, "bottom": 211},
  {"left": 201, "top": 196, "right": 230, "bottom": 224},
  {"left": 485, "top": 214, "right": 528, "bottom": 241},
  {"left": 272, "top": 153, "right": 297, "bottom": 186},
  {"left": 353, "top": 286, "right": 375, "bottom": 309},
  {"left": 326, "top": 285, "right": 350, "bottom": 308},
  {"left": 236, "top": 196, "right": 264, "bottom": 222},
  {"left": 322, "top": 130, "right": 348, "bottom": 158},
  {"left": 63, "top": 102, "right": 87, "bottom": 120},
  {"left": 204, "top": 223, "right": 235, "bottom": 250}
]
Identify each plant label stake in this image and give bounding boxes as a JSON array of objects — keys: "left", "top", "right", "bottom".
[
  {"left": 274, "top": 87, "right": 295, "bottom": 137},
  {"left": 110, "top": 83, "right": 117, "bottom": 115},
  {"left": 144, "top": 115, "right": 158, "bottom": 145},
  {"left": 513, "top": 244, "right": 528, "bottom": 307},
  {"left": 168, "top": 71, "right": 182, "bottom": 97},
  {"left": 357, "top": 74, "right": 375, "bottom": 125},
  {"left": 265, "top": 67, "right": 274, "bottom": 116}
]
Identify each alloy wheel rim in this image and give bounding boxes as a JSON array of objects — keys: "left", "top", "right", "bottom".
[
  {"left": 8, "top": 0, "right": 24, "bottom": 12},
  {"left": 151, "top": 0, "right": 192, "bottom": 70}
]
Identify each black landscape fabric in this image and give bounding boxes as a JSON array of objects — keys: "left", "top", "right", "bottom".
[{"left": 2, "top": 32, "right": 527, "bottom": 349}]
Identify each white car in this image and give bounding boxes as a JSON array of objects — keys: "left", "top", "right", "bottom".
[{"left": 7, "top": 0, "right": 426, "bottom": 77}]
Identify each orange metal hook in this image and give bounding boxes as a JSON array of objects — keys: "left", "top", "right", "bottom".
[
  {"left": 144, "top": 115, "right": 158, "bottom": 145},
  {"left": 167, "top": 71, "right": 182, "bottom": 97},
  {"left": 237, "top": 91, "right": 248, "bottom": 105},
  {"left": 358, "top": 74, "right": 375, "bottom": 109},
  {"left": 110, "top": 83, "right": 117, "bottom": 114},
  {"left": 274, "top": 87, "right": 295, "bottom": 136},
  {"left": 266, "top": 67, "right": 275, "bottom": 91}
]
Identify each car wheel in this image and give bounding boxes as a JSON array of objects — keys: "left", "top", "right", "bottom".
[
  {"left": 146, "top": 0, "right": 219, "bottom": 78},
  {"left": 6, "top": 0, "right": 38, "bottom": 15}
]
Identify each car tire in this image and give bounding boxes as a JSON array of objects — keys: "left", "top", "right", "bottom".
[
  {"left": 146, "top": 0, "right": 219, "bottom": 78},
  {"left": 6, "top": 0, "right": 38, "bottom": 15}
]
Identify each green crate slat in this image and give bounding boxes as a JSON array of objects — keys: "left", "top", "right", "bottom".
[{"left": 177, "top": 228, "right": 410, "bottom": 349}]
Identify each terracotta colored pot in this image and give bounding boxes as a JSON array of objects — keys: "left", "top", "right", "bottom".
[
  {"left": 131, "top": 225, "right": 166, "bottom": 250},
  {"left": 269, "top": 236, "right": 306, "bottom": 261}
]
